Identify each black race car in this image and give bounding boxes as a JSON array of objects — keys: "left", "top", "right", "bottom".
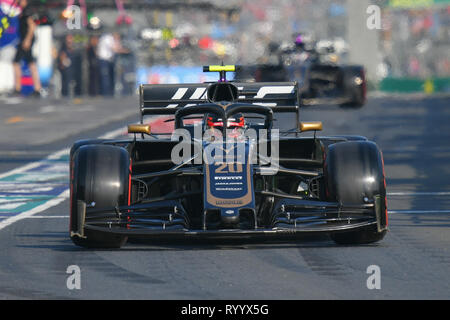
[
  {"left": 235, "top": 39, "right": 367, "bottom": 107},
  {"left": 69, "top": 65, "right": 387, "bottom": 248}
]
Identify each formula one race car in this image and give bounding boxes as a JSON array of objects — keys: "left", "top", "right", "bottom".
[{"left": 69, "top": 65, "right": 387, "bottom": 248}]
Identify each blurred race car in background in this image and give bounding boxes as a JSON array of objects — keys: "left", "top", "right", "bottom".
[{"left": 235, "top": 34, "right": 367, "bottom": 108}]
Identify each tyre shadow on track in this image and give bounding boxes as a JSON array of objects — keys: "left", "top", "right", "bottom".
[{"left": 15, "top": 232, "right": 388, "bottom": 252}]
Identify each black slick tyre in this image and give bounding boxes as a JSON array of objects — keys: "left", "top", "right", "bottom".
[
  {"left": 325, "top": 141, "right": 387, "bottom": 245},
  {"left": 70, "top": 144, "right": 130, "bottom": 248}
]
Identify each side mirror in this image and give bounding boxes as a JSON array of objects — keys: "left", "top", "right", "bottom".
[
  {"left": 128, "top": 124, "right": 151, "bottom": 135},
  {"left": 299, "top": 121, "right": 323, "bottom": 132}
]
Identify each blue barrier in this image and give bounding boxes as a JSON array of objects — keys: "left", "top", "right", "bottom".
[{"left": 137, "top": 65, "right": 235, "bottom": 85}]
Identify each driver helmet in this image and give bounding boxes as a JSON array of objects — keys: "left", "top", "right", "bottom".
[
  {"left": 294, "top": 34, "right": 305, "bottom": 50},
  {"left": 207, "top": 113, "right": 245, "bottom": 139},
  {"left": 207, "top": 113, "right": 245, "bottom": 130}
]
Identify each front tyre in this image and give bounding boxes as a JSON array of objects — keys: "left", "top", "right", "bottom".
[
  {"left": 325, "top": 141, "right": 387, "bottom": 245},
  {"left": 331, "top": 226, "right": 386, "bottom": 245},
  {"left": 70, "top": 144, "right": 130, "bottom": 248}
]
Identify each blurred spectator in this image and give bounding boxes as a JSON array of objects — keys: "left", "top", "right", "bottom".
[
  {"left": 58, "top": 34, "right": 76, "bottom": 97},
  {"left": 87, "top": 35, "right": 100, "bottom": 97},
  {"left": 408, "top": 56, "right": 421, "bottom": 77},
  {"left": 97, "top": 32, "right": 115, "bottom": 96},
  {"left": 114, "top": 32, "right": 134, "bottom": 96},
  {"left": 58, "top": 34, "right": 83, "bottom": 97},
  {"left": 12, "top": 0, "right": 41, "bottom": 97},
  {"left": 97, "top": 32, "right": 129, "bottom": 96}
]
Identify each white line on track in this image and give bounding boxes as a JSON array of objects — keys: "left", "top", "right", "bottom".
[
  {"left": 98, "top": 126, "right": 128, "bottom": 139},
  {"left": 0, "top": 126, "right": 129, "bottom": 231},
  {"left": 0, "top": 189, "right": 70, "bottom": 229},
  {"left": 24, "top": 215, "right": 69, "bottom": 219},
  {"left": 0, "top": 161, "right": 44, "bottom": 180},
  {"left": 388, "top": 192, "right": 450, "bottom": 196},
  {"left": 388, "top": 210, "right": 450, "bottom": 214}
]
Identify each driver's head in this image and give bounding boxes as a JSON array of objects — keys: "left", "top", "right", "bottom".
[{"left": 294, "top": 34, "right": 304, "bottom": 49}]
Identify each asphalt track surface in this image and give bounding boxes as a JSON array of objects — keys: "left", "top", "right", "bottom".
[{"left": 0, "top": 93, "right": 449, "bottom": 300}]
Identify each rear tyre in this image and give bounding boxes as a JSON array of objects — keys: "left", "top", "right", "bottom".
[
  {"left": 325, "top": 141, "right": 387, "bottom": 245},
  {"left": 70, "top": 144, "right": 130, "bottom": 248}
]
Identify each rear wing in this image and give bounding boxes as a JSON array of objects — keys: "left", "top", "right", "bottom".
[{"left": 139, "top": 82, "right": 299, "bottom": 120}]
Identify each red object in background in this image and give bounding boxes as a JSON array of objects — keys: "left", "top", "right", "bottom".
[
  {"left": 115, "top": 0, "right": 132, "bottom": 25},
  {"left": 169, "top": 38, "right": 179, "bottom": 49},
  {"left": 423, "top": 15, "right": 433, "bottom": 29},
  {"left": 116, "top": 14, "right": 132, "bottom": 25},
  {"left": 21, "top": 76, "right": 33, "bottom": 86},
  {"left": 198, "top": 36, "right": 213, "bottom": 50},
  {"left": 246, "top": 3, "right": 266, "bottom": 21},
  {"left": 149, "top": 73, "right": 160, "bottom": 84}
]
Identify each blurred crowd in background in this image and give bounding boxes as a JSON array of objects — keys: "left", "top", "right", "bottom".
[
  {"left": 56, "top": 31, "right": 134, "bottom": 98},
  {"left": 379, "top": 1, "right": 450, "bottom": 78},
  {"left": 0, "top": 0, "right": 448, "bottom": 98}
]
